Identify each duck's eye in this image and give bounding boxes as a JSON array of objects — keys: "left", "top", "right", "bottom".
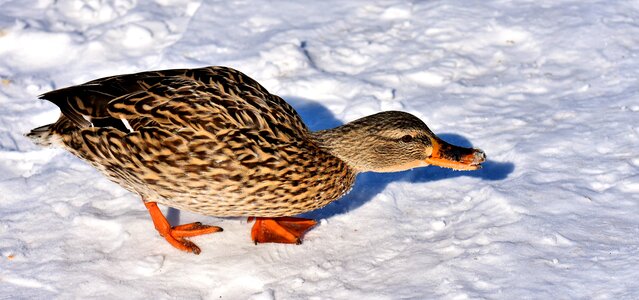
[{"left": 401, "top": 135, "right": 413, "bottom": 143}]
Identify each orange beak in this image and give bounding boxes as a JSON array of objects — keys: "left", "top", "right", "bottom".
[{"left": 425, "top": 137, "right": 486, "bottom": 171}]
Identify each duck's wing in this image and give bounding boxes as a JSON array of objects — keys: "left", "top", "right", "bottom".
[
  {"left": 40, "top": 69, "right": 175, "bottom": 130},
  {"left": 40, "top": 66, "right": 310, "bottom": 142}
]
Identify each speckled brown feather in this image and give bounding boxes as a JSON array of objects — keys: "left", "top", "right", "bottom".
[{"left": 33, "top": 66, "right": 356, "bottom": 217}]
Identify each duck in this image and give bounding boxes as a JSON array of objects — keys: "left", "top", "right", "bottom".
[{"left": 27, "top": 66, "right": 486, "bottom": 254}]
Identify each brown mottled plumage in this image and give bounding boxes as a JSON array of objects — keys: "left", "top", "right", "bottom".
[{"left": 28, "top": 66, "right": 485, "bottom": 253}]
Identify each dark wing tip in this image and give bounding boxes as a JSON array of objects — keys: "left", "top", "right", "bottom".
[{"left": 38, "top": 88, "right": 93, "bottom": 128}]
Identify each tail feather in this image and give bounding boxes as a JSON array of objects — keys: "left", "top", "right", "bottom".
[
  {"left": 26, "top": 124, "right": 58, "bottom": 146},
  {"left": 28, "top": 115, "right": 81, "bottom": 147}
]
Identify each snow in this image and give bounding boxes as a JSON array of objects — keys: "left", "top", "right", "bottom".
[{"left": 1, "top": 0, "right": 639, "bottom": 298}]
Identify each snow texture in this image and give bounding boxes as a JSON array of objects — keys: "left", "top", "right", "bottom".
[{"left": 1, "top": 0, "right": 639, "bottom": 299}]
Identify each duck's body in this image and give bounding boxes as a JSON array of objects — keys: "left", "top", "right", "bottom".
[
  {"left": 32, "top": 67, "right": 355, "bottom": 217},
  {"left": 29, "top": 66, "right": 485, "bottom": 253}
]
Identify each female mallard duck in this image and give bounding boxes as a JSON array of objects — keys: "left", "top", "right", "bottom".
[{"left": 28, "top": 66, "right": 485, "bottom": 254}]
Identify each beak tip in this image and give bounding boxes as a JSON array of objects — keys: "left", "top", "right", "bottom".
[
  {"left": 474, "top": 148, "right": 486, "bottom": 163},
  {"left": 470, "top": 149, "right": 486, "bottom": 169}
]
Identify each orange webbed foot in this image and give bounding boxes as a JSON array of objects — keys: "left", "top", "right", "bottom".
[
  {"left": 144, "top": 201, "right": 222, "bottom": 254},
  {"left": 172, "top": 222, "right": 223, "bottom": 238},
  {"left": 248, "top": 217, "right": 317, "bottom": 244}
]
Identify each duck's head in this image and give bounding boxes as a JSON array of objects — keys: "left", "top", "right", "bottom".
[{"left": 313, "top": 111, "right": 486, "bottom": 173}]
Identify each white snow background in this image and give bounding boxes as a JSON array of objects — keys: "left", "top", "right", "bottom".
[{"left": 1, "top": 0, "right": 639, "bottom": 299}]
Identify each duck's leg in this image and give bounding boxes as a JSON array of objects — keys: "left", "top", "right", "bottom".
[
  {"left": 248, "top": 217, "right": 317, "bottom": 244},
  {"left": 143, "top": 200, "right": 222, "bottom": 254}
]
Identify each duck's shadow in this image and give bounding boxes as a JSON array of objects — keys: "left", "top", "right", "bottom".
[
  {"left": 167, "top": 97, "right": 515, "bottom": 225},
  {"left": 286, "top": 97, "right": 515, "bottom": 220}
]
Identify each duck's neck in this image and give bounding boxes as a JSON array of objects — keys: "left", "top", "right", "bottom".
[{"left": 310, "top": 123, "right": 376, "bottom": 173}]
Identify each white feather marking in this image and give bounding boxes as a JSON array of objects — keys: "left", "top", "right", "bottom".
[
  {"left": 82, "top": 115, "right": 94, "bottom": 127},
  {"left": 121, "top": 118, "right": 133, "bottom": 132}
]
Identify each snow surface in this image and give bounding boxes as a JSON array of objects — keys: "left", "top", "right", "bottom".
[{"left": 1, "top": 0, "right": 639, "bottom": 299}]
